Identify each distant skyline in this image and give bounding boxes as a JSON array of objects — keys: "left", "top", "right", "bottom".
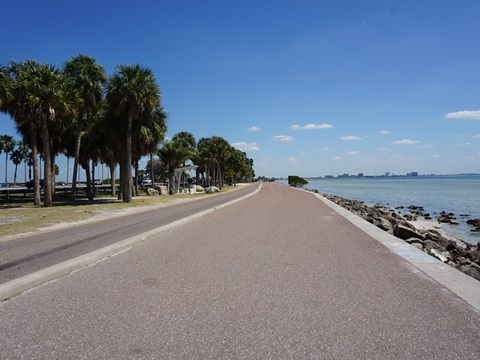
[{"left": 1, "top": 0, "right": 479, "bottom": 181}]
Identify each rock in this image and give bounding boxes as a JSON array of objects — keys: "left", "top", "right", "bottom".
[
  {"left": 205, "top": 186, "right": 219, "bottom": 193},
  {"left": 195, "top": 185, "right": 205, "bottom": 193},
  {"left": 467, "top": 218, "right": 480, "bottom": 227},
  {"left": 429, "top": 248, "right": 450, "bottom": 263},
  {"left": 154, "top": 185, "right": 168, "bottom": 195},
  {"left": 374, "top": 217, "right": 394, "bottom": 232},
  {"left": 424, "top": 239, "right": 444, "bottom": 252},
  {"left": 458, "top": 263, "right": 480, "bottom": 281},
  {"left": 147, "top": 187, "right": 159, "bottom": 196},
  {"left": 410, "top": 243, "right": 424, "bottom": 250},
  {"left": 403, "top": 214, "right": 417, "bottom": 221},
  {"left": 393, "top": 224, "right": 424, "bottom": 240}
]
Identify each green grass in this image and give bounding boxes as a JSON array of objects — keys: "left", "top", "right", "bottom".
[{"left": 0, "top": 185, "right": 240, "bottom": 240}]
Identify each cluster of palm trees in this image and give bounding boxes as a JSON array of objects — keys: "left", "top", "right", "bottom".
[
  {"left": 0, "top": 54, "right": 255, "bottom": 206},
  {"left": 0, "top": 55, "right": 166, "bottom": 206},
  {"left": 156, "top": 132, "right": 255, "bottom": 193},
  {"left": 0, "top": 135, "right": 30, "bottom": 186}
]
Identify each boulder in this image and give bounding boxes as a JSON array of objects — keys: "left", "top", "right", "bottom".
[
  {"left": 393, "top": 224, "right": 424, "bottom": 240},
  {"left": 195, "top": 185, "right": 205, "bottom": 193},
  {"left": 147, "top": 187, "right": 159, "bottom": 196},
  {"left": 458, "top": 263, "right": 480, "bottom": 281},
  {"left": 428, "top": 248, "right": 450, "bottom": 263},
  {"left": 467, "top": 219, "right": 480, "bottom": 227},
  {"left": 205, "top": 186, "right": 219, "bottom": 193}
]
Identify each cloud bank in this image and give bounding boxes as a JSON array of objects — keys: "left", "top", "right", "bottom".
[
  {"left": 290, "top": 123, "right": 333, "bottom": 130},
  {"left": 392, "top": 139, "right": 419, "bottom": 145},
  {"left": 231, "top": 142, "right": 260, "bottom": 151},
  {"left": 272, "top": 135, "right": 294, "bottom": 142},
  {"left": 341, "top": 136, "right": 362, "bottom": 141},
  {"left": 445, "top": 110, "right": 480, "bottom": 120}
]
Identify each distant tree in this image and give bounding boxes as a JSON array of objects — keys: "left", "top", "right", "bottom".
[
  {"left": 0, "top": 134, "right": 16, "bottom": 184},
  {"left": 9, "top": 145, "right": 24, "bottom": 186},
  {"left": 288, "top": 175, "right": 308, "bottom": 188}
]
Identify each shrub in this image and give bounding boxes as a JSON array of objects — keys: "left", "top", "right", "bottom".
[{"left": 288, "top": 175, "right": 308, "bottom": 188}]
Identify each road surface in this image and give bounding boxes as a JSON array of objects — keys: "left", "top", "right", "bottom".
[{"left": 1, "top": 182, "right": 479, "bottom": 359}]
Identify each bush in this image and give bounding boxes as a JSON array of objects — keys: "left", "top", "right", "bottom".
[{"left": 288, "top": 175, "right": 308, "bottom": 188}]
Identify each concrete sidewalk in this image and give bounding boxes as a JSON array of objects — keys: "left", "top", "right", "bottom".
[{"left": 1, "top": 182, "right": 479, "bottom": 359}]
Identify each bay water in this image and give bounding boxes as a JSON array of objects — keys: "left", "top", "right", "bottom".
[{"left": 278, "top": 175, "right": 480, "bottom": 245}]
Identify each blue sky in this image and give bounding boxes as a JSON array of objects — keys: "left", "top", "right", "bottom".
[{"left": 1, "top": 0, "right": 479, "bottom": 181}]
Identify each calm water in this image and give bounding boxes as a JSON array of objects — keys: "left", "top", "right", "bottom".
[{"left": 278, "top": 175, "right": 480, "bottom": 245}]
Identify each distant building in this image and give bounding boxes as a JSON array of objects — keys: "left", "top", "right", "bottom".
[
  {"left": 325, "top": 175, "right": 334, "bottom": 178},
  {"left": 407, "top": 172, "right": 419, "bottom": 176},
  {"left": 357, "top": 173, "right": 364, "bottom": 178}
]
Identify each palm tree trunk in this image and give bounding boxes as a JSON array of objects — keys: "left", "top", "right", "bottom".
[
  {"left": 4, "top": 153, "right": 7, "bottom": 185},
  {"left": 134, "top": 160, "right": 139, "bottom": 197},
  {"left": 150, "top": 153, "right": 154, "bottom": 185},
  {"left": 51, "top": 152, "right": 56, "bottom": 196},
  {"left": 123, "top": 109, "right": 133, "bottom": 202},
  {"left": 83, "top": 160, "right": 92, "bottom": 200},
  {"left": 90, "top": 160, "right": 95, "bottom": 201},
  {"left": 13, "top": 164, "right": 18, "bottom": 186},
  {"left": 42, "top": 122, "right": 53, "bottom": 207},
  {"left": 29, "top": 125, "right": 41, "bottom": 205},
  {"left": 109, "top": 157, "right": 116, "bottom": 197},
  {"left": 71, "top": 117, "right": 83, "bottom": 199}
]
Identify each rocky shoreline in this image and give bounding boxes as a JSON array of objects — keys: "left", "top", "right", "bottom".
[{"left": 314, "top": 191, "right": 480, "bottom": 282}]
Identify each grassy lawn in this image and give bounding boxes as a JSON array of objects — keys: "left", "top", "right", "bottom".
[{"left": 0, "top": 186, "right": 240, "bottom": 240}]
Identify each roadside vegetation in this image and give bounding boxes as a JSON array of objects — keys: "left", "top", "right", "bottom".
[
  {"left": 0, "top": 55, "right": 255, "bottom": 208},
  {"left": 288, "top": 175, "right": 308, "bottom": 188},
  {"left": 0, "top": 184, "right": 243, "bottom": 240}
]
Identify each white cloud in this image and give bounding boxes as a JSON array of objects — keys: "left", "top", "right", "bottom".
[
  {"left": 290, "top": 123, "right": 333, "bottom": 130},
  {"left": 287, "top": 156, "right": 298, "bottom": 164},
  {"left": 321, "top": 147, "right": 333, "bottom": 151},
  {"left": 473, "top": 134, "right": 480, "bottom": 138},
  {"left": 333, "top": 156, "right": 342, "bottom": 160},
  {"left": 346, "top": 151, "right": 359, "bottom": 155},
  {"left": 458, "top": 142, "right": 471, "bottom": 147},
  {"left": 445, "top": 110, "right": 480, "bottom": 120},
  {"left": 247, "top": 126, "right": 260, "bottom": 131},
  {"left": 430, "top": 154, "right": 441, "bottom": 158},
  {"left": 418, "top": 144, "right": 434, "bottom": 148},
  {"left": 380, "top": 130, "right": 392, "bottom": 135},
  {"left": 302, "top": 123, "right": 334, "bottom": 130},
  {"left": 231, "top": 142, "right": 260, "bottom": 151},
  {"left": 341, "top": 136, "right": 362, "bottom": 141},
  {"left": 272, "top": 135, "right": 294, "bottom": 142},
  {"left": 392, "top": 139, "right": 419, "bottom": 145}
]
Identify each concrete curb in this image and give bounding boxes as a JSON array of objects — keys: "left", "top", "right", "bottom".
[
  {"left": 0, "top": 184, "right": 262, "bottom": 301},
  {"left": 311, "top": 191, "right": 480, "bottom": 312}
]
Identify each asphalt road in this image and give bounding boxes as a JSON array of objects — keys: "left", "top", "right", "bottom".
[
  {"left": 0, "top": 183, "right": 260, "bottom": 284},
  {"left": 1, "top": 182, "right": 480, "bottom": 359}
]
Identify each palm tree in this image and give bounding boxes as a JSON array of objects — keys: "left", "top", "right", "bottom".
[
  {"left": 172, "top": 131, "right": 196, "bottom": 189},
  {"left": 17, "top": 138, "right": 30, "bottom": 183},
  {"left": 6, "top": 60, "right": 77, "bottom": 206},
  {"left": 106, "top": 64, "right": 161, "bottom": 202},
  {"left": 197, "top": 137, "right": 219, "bottom": 187},
  {"left": 0, "top": 134, "right": 17, "bottom": 185},
  {"left": 131, "top": 106, "right": 167, "bottom": 192},
  {"left": 157, "top": 141, "right": 192, "bottom": 195},
  {"left": 0, "top": 66, "right": 13, "bottom": 111},
  {"left": 10, "top": 144, "right": 24, "bottom": 186},
  {"left": 63, "top": 54, "right": 106, "bottom": 199},
  {"left": 209, "top": 136, "right": 231, "bottom": 189}
]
